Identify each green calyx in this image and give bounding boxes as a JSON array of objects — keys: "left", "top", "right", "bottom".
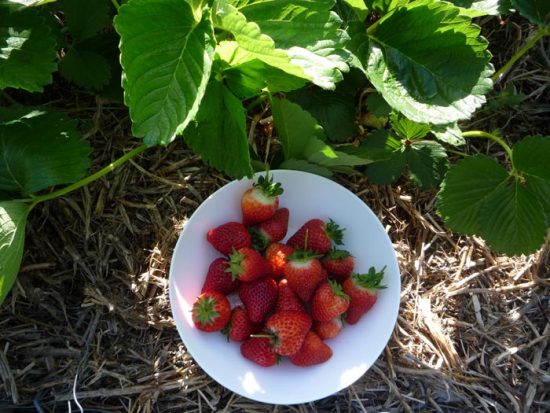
[
  {"left": 325, "top": 219, "right": 344, "bottom": 245},
  {"left": 328, "top": 279, "right": 349, "bottom": 301},
  {"left": 325, "top": 248, "right": 351, "bottom": 260},
  {"left": 254, "top": 173, "right": 283, "bottom": 198},
  {"left": 192, "top": 296, "right": 220, "bottom": 326},
  {"left": 352, "top": 266, "right": 387, "bottom": 290},
  {"left": 288, "top": 248, "right": 321, "bottom": 262},
  {"left": 249, "top": 227, "right": 269, "bottom": 251},
  {"left": 227, "top": 249, "right": 245, "bottom": 280}
]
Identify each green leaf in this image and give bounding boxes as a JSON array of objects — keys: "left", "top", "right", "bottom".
[
  {"left": 511, "top": 0, "right": 550, "bottom": 25},
  {"left": 524, "top": 176, "right": 550, "bottom": 226},
  {"left": 390, "top": 113, "right": 430, "bottom": 140},
  {"left": 366, "top": 0, "right": 493, "bottom": 125},
  {"left": 437, "top": 155, "right": 509, "bottom": 234},
  {"left": 237, "top": 0, "right": 351, "bottom": 89},
  {"left": 59, "top": 48, "right": 111, "bottom": 91},
  {"left": 1, "top": 0, "right": 56, "bottom": 7},
  {"left": 305, "top": 138, "right": 374, "bottom": 167},
  {"left": 366, "top": 93, "right": 392, "bottom": 117},
  {"left": 365, "top": 0, "right": 408, "bottom": 14},
  {"left": 271, "top": 97, "right": 324, "bottom": 160},
  {"left": 479, "top": 180, "right": 546, "bottom": 255},
  {"left": 447, "top": 0, "right": 501, "bottom": 17},
  {"left": 342, "top": 0, "right": 369, "bottom": 20},
  {"left": 0, "top": 6, "right": 56, "bottom": 92},
  {"left": 363, "top": 129, "right": 406, "bottom": 184},
  {"left": 0, "top": 201, "right": 29, "bottom": 306},
  {"left": 60, "top": 0, "right": 110, "bottom": 41},
  {"left": 115, "top": 0, "right": 215, "bottom": 146},
  {"left": 213, "top": 2, "right": 306, "bottom": 79},
  {"left": 279, "top": 158, "right": 333, "bottom": 177},
  {"left": 405, "top": 141, "right": 448, "bottom": 188},
  {"left": 512, "top": 136, "right": 550, "bottom": 181},
  {"left": 0, "top": 108, "right": 91, "bottom": 196},
  {"left": 431, "top": 123, "right": 465, "bottom": 146},
  {"left": 184, "top": 80, "right": 253, "bottom": 178}
]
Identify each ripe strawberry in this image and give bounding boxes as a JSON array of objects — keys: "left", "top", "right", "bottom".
[
  {"left": 228, "top": 247, "right": 271, "bottom": 282},
  {"left": 239, "top": 277, "right": 278, "bottom": 323},
  {"left": 343, "top": 266, "right": 386, "bottom": 325},
  {"left": 288, "top": 331, "right": 333, "bottom": 367},
  {"left": 321, "top": 249, "right": 354, "bottom": 282},
  {"left": 313, "top": 317, "right": 343, "bottom": 340},
  {"left": 241, "top": 337, "right": 278, "bottom": 367},
  {"left": 312, "top": 280, "right": 350, "bottom": 322},
  {"left": 284, "top": 251, "right": 324, "bottom": 302},
  {"left": 201, "top": 258, "right": 239, "bottom": 294},
  {"left": 287, "top": 219, "right": 344, "bottom": 254},
  {"left": 192, "top": 291, "right": 231, "bottom": 332},
  {"left": 250, "top": 208, "right": 289, "bottom": 249},
  {"left": 265, "top": 243, "right": 294, "bottom": 278},
  {"left": 275, "top": 279, "right": 305, "bottom": 313},
  {"left": 224, "top": 306, "right": 261, "bottom": 342},
  {"left": 206, "top": 222, "right": 252, "bottom": 256},
  {"left": 264, "top": 311, "right": 312, "bottom": 356},
  {"left": 241, "top": 173, "right": 283, "bottom": 225},
  {"left": 319, "top": 265, "right": 328, "bottom": 283}
]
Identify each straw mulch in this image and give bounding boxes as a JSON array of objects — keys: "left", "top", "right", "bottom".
[{"left": 1, "top": 14, "right": 549, "bottom": 413}]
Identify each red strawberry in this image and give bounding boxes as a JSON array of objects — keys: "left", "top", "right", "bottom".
[
  {"left": 319, "top": 265, "right": 328, "bottom": 283},
  {"left": 343, "top": 266, "right": 386, "bottom": 325},
  {"left": 287, "top": 219, "right": 344, "bottom": 254},
  {"left": 241, "top": 173, "right": 283, "bottom": 225},
  {"left": 313, "top": 317, "right": 343, "bottom": 340},
  {"left": 321, "top": 249, "right": 354, "bottom": 282},
  {"left": 288, "top": 331, "right": 333, "bottom": 367},
  {"left": 228, "top": 247, "right": 271, "bottom": 282},
  {"left": 224, "top": 306, "right": 260, "bottom": 342},
  {"left": 192, "top": 291, "right": 231, "bottom": 332},
  {"left": 275, "top": 279, "right": 305, "bottom": 313},
  {"left": 284, "top": 251, "right": 324, "bottom": 302},
  {"left": 239, "top": 277, "right": 278, "bottom": 323},
  {"left": 265, "top": 243, "right": 294, "bottom": 278},
  {"left": 241, "top": 337, "right": 278, "bottom": 367},
  {"left": 264, "top": 311, "right": 312, "bottom": 356},
  {"left": 311, "top": 280, "right": 350, "bottom": 322},
  {"left": 206, "top": 222, "right": 252, "bottom": 256},
  {"left": 250, "top": 208, "right": 289, "bottom": 249},
  {"left": 201, "top": 258, "right": 239, "bottom": 294}
]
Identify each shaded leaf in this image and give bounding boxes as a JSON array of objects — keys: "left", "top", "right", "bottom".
[
  {"left": 512, "top": 135, "right": 550, "bottom": 181},
  {"left": 115, "top": 0, "right": 215, "bottom": 145},
  {"left": 60, "top": 0, "right": 111, "bottom": 41},
  {"left": 0, "top": 108, "right": 91, "bottom": 196},
  {"left": 447, "top": 0, "right": 501, "bottom": 16},
  {"left": 0, "top": 201, "right": 29, "bottom": 306},
  {"left": 479, "top": 180, "right": 546, "bottom": 255},
  {"left": 0, "top": 5, "right": 56, "bottom": 92},
  {"left": 184, "top": 80, "right": 253, "bottom": 178},
  {"left": 279, "top": 159, "right": 333, "bottom": 177},
  {"left": 390, "top": 113, "right": 430, "bottom": 140},
  {"left": 437, "top": 155, "right": 509, "bottom": 234},
  {"left": 405, "top": 141, "right": 448, "bottom": 188},
  {"left": 59, "top": 48, "right": 111, "bottom": 91},
  {"left": 366, "top": 93, "right": 392, "bottom": 117},
  {"left": 363, "top": 129, "right": 406, "bottom": 184},
  {"left": 511, "top": 0, "right": 550, "bottom": 25},
  {"left": 431, "top": 123, "right": 465, "bottom": 146}
]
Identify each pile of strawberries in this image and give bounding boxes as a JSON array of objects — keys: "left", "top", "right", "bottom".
[{"left": 191, "top": 174, "right": 385, "bottom": 367}]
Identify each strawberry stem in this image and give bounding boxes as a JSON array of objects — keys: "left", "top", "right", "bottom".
[{"left": 353, "top": 266, "right": 387, "bottom": 289}]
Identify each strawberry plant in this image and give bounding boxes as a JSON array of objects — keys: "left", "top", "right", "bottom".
[{"left": 1, "top": 0, "right": 549, "bottom": 306}]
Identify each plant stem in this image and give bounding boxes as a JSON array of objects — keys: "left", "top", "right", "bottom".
[
  {"left": 111, "top": 0, "right": 120, "bottom": 10},
  {"left": 366, "top": 19, "right": 380, "bottom": 35},
  {"left": 492, "top": 26, "right": 550, "bottom": 83},
  {"left": 30, "top": 144, "right": 147, "bottom": 208},
  {"left": 462, "top": 131, "right": 513, "bottom": 160}
]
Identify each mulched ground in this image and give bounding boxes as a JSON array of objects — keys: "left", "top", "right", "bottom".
[{"left": 1, "top": 13, "right": 549, "bottom": 413}]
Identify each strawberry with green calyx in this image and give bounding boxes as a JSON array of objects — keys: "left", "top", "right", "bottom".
[
  {"left": 321, "top": 249, "right": 354, "bottom": 282},
  {"left": 311, "top": 280, "right": 350, "bottom": 322},
  {"left": 238, "top": 276, "right": 278, "bottom": 323},
  {"left": 249, "top": 208, "right": 289, "bottom": 250},
  {"left": 313, "top": 316, "right": 343, "bottom": 340},
  {"left": 284, "top": 248, "right": 324, "bottom": 302},
  {"left": 275, "top": 278, "right": 305, "bottom": 313},
  {"left": 207, "top": 221, "right": 251, "bottom": 256},
  {"left": 343, "top": 266, "right": 386, "bottom": 325},
  {"left": 201, "top": 258, "right": 239, "bottom": 295},
  {"left": 287, "top": 219, "right": 344, "bottom": 254},
  {"left": 265, "top": 242, "right": 294, "bottom": 278},
  {"left": 192, "top": 291, "right": 231, "bottom": 332},
  {"left": 241, "top": 337, "right": 279, "bottom": 367},
  {"left": 288, "top": 331, "right": 333, "bottom": 367},
  {"left": 241, "top": 172, "right": 284, "bottom": 225},
  {"left": 255, "top": 310, "right": 312, "bottom": 356},
  {"left": 227, "top": 246, "right": 271, "bottom": 282},
  {"left": 224, "top": 306, "right": 261, "bottom": 342}
]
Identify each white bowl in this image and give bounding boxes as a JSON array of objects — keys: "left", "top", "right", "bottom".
[{"left": 169, "top": 170, "right": 400, "bottom": 404}]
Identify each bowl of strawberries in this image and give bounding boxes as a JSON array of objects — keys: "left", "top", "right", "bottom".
[{"left": 169, "top": 170, "right": 400, "bottom": 404}]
